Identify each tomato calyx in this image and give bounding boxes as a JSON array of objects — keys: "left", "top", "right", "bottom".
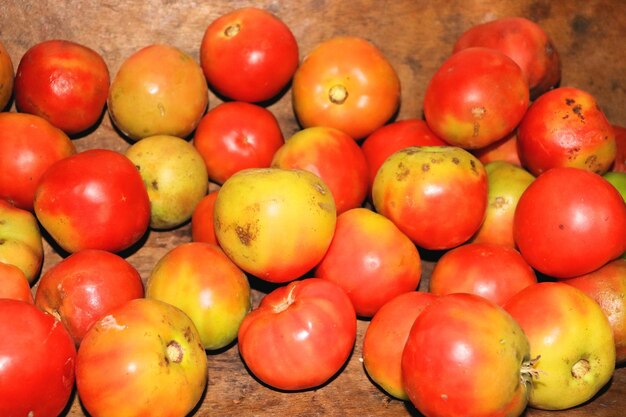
[
  {"left": 520, "top": 354, "right": 542, "bottom": 386},
  {"left": 166, "top": 340, "right": 183, "bottom": 364},
  {"left": 329, "top": 84, "right": 348, "bottom": 105}
]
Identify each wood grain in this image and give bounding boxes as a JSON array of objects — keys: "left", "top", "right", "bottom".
[{"left": 1, "top": 1, "right": 625, "bottom": 416}]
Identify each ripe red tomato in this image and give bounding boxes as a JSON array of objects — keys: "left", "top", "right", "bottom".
[
  {"left": 271, "top": 126, "right": 369, "bottom": 214},
  {"left": 612, "top": 124, "right": 626, "bottom": 172},
  {"left": 517, "top": 87, "right": 616, "bottom": 176},
  {"left": 14, "top": 39, "right": 110, "bottom": 135},
  {"left": 514, "top": 167, "right": 626, "bottom": 278},
  {"left": 34, "top": 249, "right": 145, "bottom": 345},
  {"left": 200, "top": 7, "right": 299, "bottom": 103},
  {"left": 292, "top": 36, "right": 401, "bottom": 139},
  {"left": 238, "top": 278, "right": 356, "bottom": 390},
  {"left": 0, "top": 112, "right": 76, "bottom": 211},
  {"left": 0, "top": 262, "right": 34, "bottom": 303},
  {"left": 472, "top": 131, "right": 521, "bottom": 167},
  {"left": 191, "top": 189, "right": 219, "bottom": 245},
  {"left": 193, "top": 101, "right": 284, "bottom": 184},
  {"left": 33, "top": 149, "right": 151, "bottom": 254},
  {"left": 0, "top": 40, "right": 14, "bottom": 111},
  {"left": 423, "top": 47, "right": 529, "bottom": 149},
  {"left": 0, "top": 299, "right": 76, "bottom": 417},
  {"left": 402, "top": 293, "right": 531, "bottom": 417}
]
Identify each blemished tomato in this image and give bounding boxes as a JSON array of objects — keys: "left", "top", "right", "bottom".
[
  {"left": 271, "top": 126, "right": 369, "bottom": 214},
  {"left": 402, "top": 293, "right": 531, "bottom": 417},
  {"left": 191, "top": 189, "right": 220, "bottom": 245},
  {"left": 517, "top": 87, "right": 616, "bottom": 176},
  {"left": 0, "top": 112, "right": 76, "bottom": 211},
  {"left": 34, "top": 249, "right": 145, "bottom": 345},
  {"left": 238, "top": 278, "right": 357, "bottom": 391},
  {"left": 0, "top": 299, "right": 76, "bottom": 417},
  {"left": 200, "top": 7, "right": 299, "bottom": 103},
  {"left": 193, "top": 101, "right": 284, "bottom": 184},
  {"left": 429, "top": 242, "right": 537, "bottom": 306},
  {"left": 14, "top": 39, "right": 110, "bottom": 135},
  {"left": 612, "top": 124, "right": 626, "bottom": 172},
  {"left": 372, "top": 146, "right": 488, "bottom": 250},
  {"left": 0, "top": 262, "right": 34, "bottom": 303},
  {"left": 33, "top": 148, "right": 151, "bottom": 254},
  {"left": 362, "top": 291, "right": 437, "bottom": 400},
  {"left": 423, "top": 47, "right": 529, "bottom": 149},
  {"left": 315, "top": 207, "right": 422, "bottom": 317},
  {"left": 514, "top": 167, "right": 626, "bottom": 278},
  {"left": 0, "top": 40, "right": 14, "bottom": 111},
  {"left": 292, "top": 36, "right": 401, "bottom": 139}
]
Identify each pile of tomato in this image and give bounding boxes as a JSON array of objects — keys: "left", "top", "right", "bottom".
[{"left": 1, "top": 6, "right": 626, "bottom": 417}]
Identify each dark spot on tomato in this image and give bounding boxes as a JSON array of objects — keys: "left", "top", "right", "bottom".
[
  {"left": 0, "top": 238, "right": 5, "bottom": 245},
  {"left": 559, "top": 224, "right": 565, "bottom": 230},
  {"left": 473, "top": 121, "right": 480, "bottom": 137},
  {"left": 421, "top": 163, "right": 430, "bottom": 172},
  {"left": 236, "top": 224, "right": 256, "bottom": 246},
  {"left": 184, "top": 326, "right": 193, "bottom": 343},
  {"left": 572, "top": 104, "right": 585, "bottom": 122},
  {"left": 404, "top": 147, "right": 419, "bottom": 155},
  {"left": 492, "top": 196, "right": 507, "bottom": 209},
  {"left": 451, "top": 157, "right": 460, "bottom": 165},
  {"left": 151, "top": 179, "right": 159, "bottom": 190},
  {"left": 396, "top": 162, "right": 410, "bottom": 180},
  {"left": 469, "top": 159, "right": 478, "bottom": 174}
]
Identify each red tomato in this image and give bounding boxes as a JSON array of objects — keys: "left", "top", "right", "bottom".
[
  {"left": 200, "top": 7, "right": 299, "bottom": 103},
  {"left": 472, "top": 131, "right": 521, "bottom": 167},
  {"left": 34, "top": 249, "right": 145, "bottom": 345},
  {"left": 271, "top": 126, "right": 369, "bottom": 214},
  {"left": 193, "top": 101, "right": 284, "bottom": 184},
  {"left": 14, "top": 39, "right": 110, "bottom": 135},
  {"left": 514, "top": 167, "right": 626, "bottom": 278},
  {"left": 611, "top": 124, "right": 626, "bottom": 172},
  {"left": 315, "top": 207, "right": 422, "bottom": 317},
  {"left": 0, "top": 112, "right": 76, "bottom": 211},
  {"left": 402, "top": 293, "right": 531, "bottom": 417},
  {"left": 429, "top": 242, "right": 537, "bottom": 306},
  {"left": 33, "top": 149, "right": 151, "bottom": 254},
  {"left": 423, "top": 47, "right": 529, "bottom": 149},
  {"left": 517, "top": 87, "right": 616, "bottom": 176},
  {"left": 361, "top": 119, "right": 447, "bottom": 190},
  {"left": 362, "top": 291, "right": 436, "bottom": 400},
  {"left": 0, "top": 40, "right": 14, "bottom": 111},
  {"left": 292, "top": 36, "right": 401, "bottom": 139},
  {"left": 0, "top": 299, "right": 76, "bottom": 417},
  {"left": 238, "top": 278, "right": 356, "bottom": 390},
  {"left": 191, "top": 189, "right": 219, "bottom": 245},
  {"left": 0, "top": 262, "right": 34, "bottom": 303}
]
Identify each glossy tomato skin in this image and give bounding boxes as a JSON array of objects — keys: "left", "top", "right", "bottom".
[
  {"left": 14, "top": 39, "right": 110, "bottom": 135},
  {"left": 193, "top": 101, "right": 284, "bottom": 184},
  {"left": 424, "top": 47, "right": 529, "bottom": 149},
  {"left": 0, "top": 112, "right": 76, "bottom": 211},
  {"left": 402, "top": 293, "right": 530, "bottom": 417},
  {"left": 34, "top": 249, "right": 145, "bottom": 345},
  {"left": 238, "top": 278, "right": 356, "bottom": 391},
  {"left": 514, "top": 167, "right": 626, "bottom": 278},
  {"left": 33, "top": 149, "right": 151, "bottom": 254},
  {"left": 0, "top": 299, "right": 76, "bottom": 417},
  {"left": 0, "top": 262, "right": 34, "bottom": 303},
  {"left": 271, "top": 126, "right": 369, "bottom": 214},
  {"left": 200, "top": 7, "right": 299, "bottom": 103},
  {"left": 292, "top": 36, "right": 401, "bottom": 139},
  {"left": 517, "top": 87, "right": 616, "bottom": 176},
  {"left": 315, "top": 207, "right": 422, "bottom": 317},
  {"left": 0, "top": 40, "right": 14, "bottom": 111},
  {"left": 191, "top": 189, "right": 219, "bottom": 245}
]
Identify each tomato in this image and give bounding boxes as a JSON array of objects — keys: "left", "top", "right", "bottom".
[
  {"left": 238, "top": 278, "right": 356, "bottom": 391},
  {"left": 452, "top": 16, "right": 561, "bottom": 99},
  {"left": 315, "top": 207, "right": 422, "bottom": 317},
  {"left": 504, "top": 282, "right": 615, "bottom": 410},
  {"left": 517, "top": 87, "right": 616, "bottom": 176},
  {"left": 108, "top": 44, "right": 208, "bottom": 141},
  {"left": 361, "top": 119, "right": 447, "bottom": 191},
  {"left": 372, "top": 146, "right": 488, "bottom": 250},
  {"left": 146, "top": 242, "right": 251, "bottom": 350},
  {"left": 514, "top": 167, "right": 626, "bottom": 278},
  {"left": 34, "top": 249, "right": 144, "bottom": 345},
  {"left": 191, "top": 189, "right": 219, "bottom": 245},
  {"left": 14, "top": 39, "right": 110, "bottom": 135},
  {"left": 423, "top": 47, "right": 529, "bottom": 149},
  {"left": 0, "top": 40, "right": 14, "bottom": 111},
  {"left": 362, "top": 291, "right": 436, "bottom": 400},
  {"left": 472, "top": 131, "right": 521, "bottom": 167},
  {"left": 429, "top": 242, "right": 537, "bottom": 306},
  {"left": 611, "top": 124, "right": 626, "bottom": 172},
  {"left": 193, "top": 101, "right": 284, "bottom": 184},
  {"left": 200, "top": 7, "right": 299, "bottom": 103},
  {"left": 76, "top": 298, "right": 208, "bottom": 417},
  {"left": 0, "top": 112, "right": 76, "bottom": 211},
  {"left": 0, "top": 262, "right": 34, "bottom": 303},
  {"left": 292, "top": 36, "right": 401, "bottom": 139},
  {"left": 402, "top": 293, "right": 531, "bottom": 417},
  {"left": 34, "top": 149, "right": 151, "bottom": 254},
  {"left": 214, "top": 167, "right": 336, "bottom": 283},
  {"left": 0, "top": 299, "right": 76, "bottom": 417},
  {"left": 604, "top": 171, "right": 626, "bottom": 202},
  {"left": 271, "top": 126, "right": 369, "bottom": 214}
]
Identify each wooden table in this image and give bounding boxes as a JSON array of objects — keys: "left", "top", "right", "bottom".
[{"left": 2, "top": 1, "right": 625, "bottom": 416}]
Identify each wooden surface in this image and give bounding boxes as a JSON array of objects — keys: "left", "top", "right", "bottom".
[{"left": 2, "top": 0, "right": 626, "bottom": 416}]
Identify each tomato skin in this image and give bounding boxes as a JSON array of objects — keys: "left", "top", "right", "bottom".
[
  {"left": 191, "top": 190, "right": 219, "bottom": 245},
  {"left": 514, "top": 167, "right": 626, "bottom": 278},
  {"left": 0, "top": 262, "right": 34, "bottom": 303},
  {"left": 472, "top": 131, "right": 521, "bottom": 167},
  {"left": 194, "top": 101, "right": 284, "bottom": 184},
  {"left": 200, "top": 7, "right": 299, "bottom": 103},
  {"left": 611, "top": 124, "right": 626, "bottom": 172},
  {"left": 0, "top": 299, "right": 76, "bottom": 417},
  {"left": 292, "top": 36, "right": 401, "bottom": 139},
  {"left": 238, "top": 278, "right": 356, "bottom": 391},
  {"left": 0, "top": 40, "right": 14, "bottom": 111}
]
